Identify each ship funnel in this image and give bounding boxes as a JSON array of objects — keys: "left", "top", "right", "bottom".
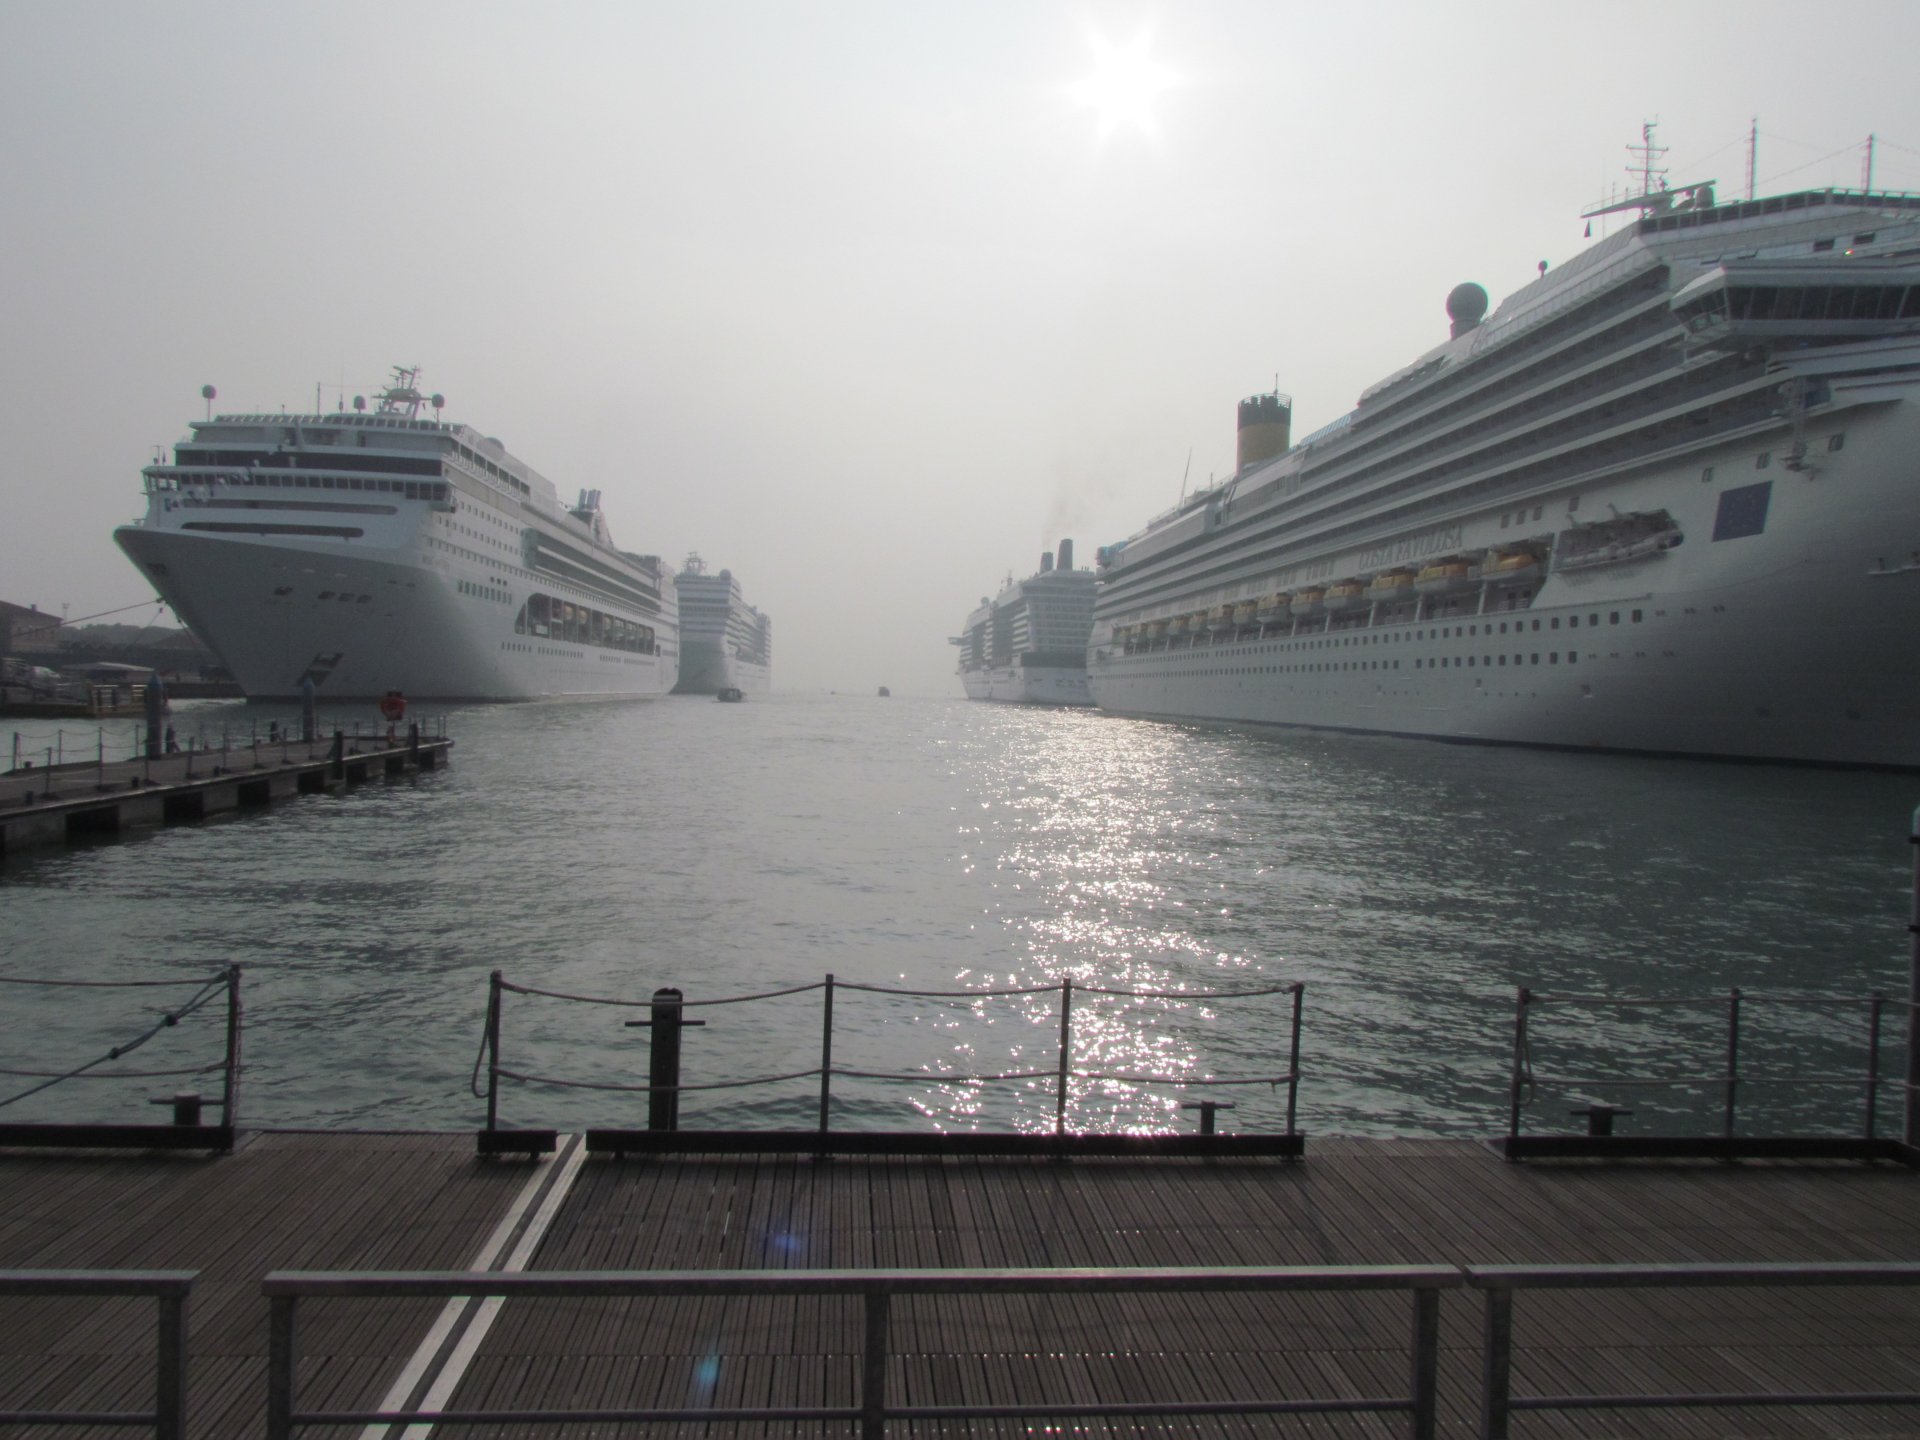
[
  {"left": 1236, "top": 393, "right": 1292, "bottom": 473},
  {"left": 1057, "top": 538, "right": 1074, "bottom": 572},
  {"left": 1040, "top": 551, "right": 1054, "bottom": 572}
]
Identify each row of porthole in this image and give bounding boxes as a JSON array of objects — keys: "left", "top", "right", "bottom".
[
  {"left": 1119, "top": 652, "right": 1589, "bottom": 678},
  {"left": 457, "top": 579, "right": 510, "bottom": 604}
]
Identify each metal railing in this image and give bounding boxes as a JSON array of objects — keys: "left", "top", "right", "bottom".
[
  {"left": 1470, "top": 1262, "right": 1920, "bottom": 1437},
  {"left": 264, "top": 1264, "right": 1458, "bottom": 1439},
  {"left": 0, "top": 966, "right": 241, "bottom": 1147},
  {"left": 0, "top": 1270, "right": 194, "bottom": 1438},
  {"left": 476, "top": 970, "right": 1305, "bottom": 1147},
  {"left": 1502, "top": 983, "right": 1903, "bottom": 1159}
]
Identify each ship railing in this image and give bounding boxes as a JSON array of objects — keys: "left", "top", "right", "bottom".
[
  {"left": 0, "top": 966, "right": 241, "bottom": 1152},
  {"left": 1500, "top": 983, "right": 1915, "bottom": 1163},
  {"left": 0, "top": 1270, "right": 196, "bottom": 1438},
  {"left": 473, "top": 971, "right": 1306, "bottom": 1158},
  {"left": 262, "top": 1262, "right": 1454, "bottom": 1440}
]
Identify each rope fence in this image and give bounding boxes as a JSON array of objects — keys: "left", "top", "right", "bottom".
[{"left": 477, "top": 971, "right": 1305, "bottom": 1141}]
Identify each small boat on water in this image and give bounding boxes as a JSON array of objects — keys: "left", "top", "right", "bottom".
[
  {"left": 716, "top": 686, "right": 744, "bottom": 703},
  {"left": 877, "top": 685, "right": 891, "bottom": 697}
]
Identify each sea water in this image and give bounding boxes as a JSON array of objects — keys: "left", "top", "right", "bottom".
[{"left": 1, "top": 692, "right": 1911, "bottom": 1140}]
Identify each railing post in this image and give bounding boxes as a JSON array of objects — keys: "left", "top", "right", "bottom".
[
  {"left": 1724, "top": 986, "right": 1742, "bottom": 1141},
  {"left": 485, "top": 970, "right": 503, "bottom": 1135},
  {"left": 1408, "top": 1285, "right": 1439, "bottom": 1440},
  {"left": 860, "top": 1289, "right": 891, "bottom": 1440},
  {"left": 1479, "top": 1283, "right": 1513, "bottom": 1440},
  {"left": 156, "top": 1288, "right": 189, "bottom": 1440},
  {"left": 1507, "top": 988, "right": 1531, "bottom": 1142},
  {"left": 649, "top": 987, "right": 685, "bottom": 1131},
  {"left": 1286, "top": 983, "right": 1304, "bottom": 1137},
  {"left": 1056, "top": 977, "right": 1074, "bottom": 1135},
  {"left": 1907, "top": 803, "right": 1919, "bottom": 1149},
  {"left": 819, "top": 973, "right": 835, "bottom": 1136},
  {"left": 267, "top": 1293, "right": 297, "bottom": 1440},
  {"left": 1866, "top": 991, "right": 1885, "bottom": 1143},
  {"left": 221, "top": 964, "right": 243, "bottom": 1142}
]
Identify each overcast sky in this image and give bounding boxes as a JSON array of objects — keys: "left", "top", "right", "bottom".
[{"left": 6, "top": 1, "right": 1919, "bottom": 694}]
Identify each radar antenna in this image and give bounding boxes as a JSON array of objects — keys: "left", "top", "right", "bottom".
[
  {"left": 375, "top": 366, "right": 428, "bottom": 418},
  {"left": 1629, "top": 118, "right": 1669, "bottom": 197}
]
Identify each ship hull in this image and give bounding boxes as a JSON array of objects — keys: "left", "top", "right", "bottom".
[
  {"left": 960, "top": 664, "right": 1094, "bottom": 706},
  {"left": 672, "top": 638, "right": 771, "bottom": 696},
  {"left": 115, "top": 527, "right": 675, "bottom": 703},
  {"left": 1089, "top": 390, "right": 1920, "bottom": 768}
]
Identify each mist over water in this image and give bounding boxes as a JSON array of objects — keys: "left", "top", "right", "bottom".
[{"left": 2, "top": 693, "right": 1910, "bottom": 1141}]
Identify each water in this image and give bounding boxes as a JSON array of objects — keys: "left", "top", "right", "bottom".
[{"left": 2, "top": 693, "right": 1912, "bottom": 1140}]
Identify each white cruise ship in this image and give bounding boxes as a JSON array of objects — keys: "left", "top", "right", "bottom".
[
  {"left": 669, "top": 553, "right": 772, "bottom": 695},
  {"left": 952, "top": 540, "right": 1097, "bottom": 705},
  {"left": 114, "top": 369, "right": 678, "bottom": 702},
  {"left": 1089, "top": 183, "right": 1920, "bottom": 769}
]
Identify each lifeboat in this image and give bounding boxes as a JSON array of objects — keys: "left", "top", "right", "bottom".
[
  {"left": 1483, "top": 549, "right": 1542, "bottom": 585},
  {"left": 1321, "top": 579, "right": 1368, "bottom": 613},
  {"left": 1232, "top": 601, "right": 1258, "bottom": 627},
  {"left": 1147, "top": 619, "right": 1169, "bottom": 640},
  {"left": 1255, "top": 591, "right": 1290, "bottom": 623},
  {"left": 1290, "top": 586, "right": 1326, "bottom": 618},
  {"left": 1208, "top": 604, "right": 1237, "bottom": 632},
  {"left": 1365, "top": 569, "right": 1416, "bottom": 605},
  {"left": 1414, "top": 558, "right": 1479, "bottom": 595}
]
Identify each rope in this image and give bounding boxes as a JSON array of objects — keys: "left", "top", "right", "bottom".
[
  {"left": 494, "top": 1065, "right": 823, "bottom": 1095},
  {"left": 498, "top": 979, "right": 827, "bottom": 1007},
  {"left": 1077, "top": 983, "right": 1300, "bottom": 999},
  {"left": 0, "top": 1062, "right": 222, "bottom": 1080},
  {"left": 0, "top": 976, "right": 230, "bottom": 1110},
  {"left": 0, "top": 971, "right": 228, "bottom": 990},
  {"left": 835, "top": 1067, "right": 1056, "bottom": 1084},
  {"left": 831, "top": 981, "right": 1059, "bottom": 998},
  {"left": 1530, "top": 991, "right": 1876, "bottom": 1008}
]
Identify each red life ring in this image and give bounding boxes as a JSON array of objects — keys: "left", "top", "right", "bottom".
[{"left": 378, "top": 692, "right": 407, "bottom": 722}]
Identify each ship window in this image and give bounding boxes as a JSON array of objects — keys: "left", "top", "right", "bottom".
[
  {"left": 1550, "top": 653, "right": 1558, "bottom": 664},
  {"left": 1632, "top": 610, "right": 1642, "bottom": 622},
  {"left": 1756, "top": 452, "right": 1770, "bottom": 470},
  {"left": 1588, "top": 614, "right": 1598, "bottom": 626},
  {"left": 1530, "top": 654, "right": 1538, "bottom": 664},
  {"left": 1531, "top": 620, "right": 1541, "bottom": 631},
  {"left": 1498, "top": 655, "right": 1506, "bottom": 666},
  {"left": 1551, "top": 618, "right": 1560, "bottom": 630},
  {"left": 1610, "top": 612, "right": 1619, "bottom": 625},
  {"left": 1569, "top": 652, "right": 1578, "bottom": 664},
  {"left": 1701, "top": 466, "right": 1714, "bottom": 484},
  {"left": 1500, "top": 513, "right": 1510, "bottom": 529},
  {"left": 1827, "top": 432, "right": 1845, "bottom": 452},
  {"left": 1532, "top": 506, "right": 1543, "bottom": 521},
  {"left": 1813, "top": 238, "right": 1835, "bottom": 252},
  {"left": 1568, "top": 616, "right": 1578, "bottom": 628},
  {"left": 1713, "top": 481, "right": 1772, "bottom": 541}
]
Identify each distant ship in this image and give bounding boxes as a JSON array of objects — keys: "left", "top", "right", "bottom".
[
  {"left": 670, "top": 554, "right": 772, "bottom": 695},
  {"left": 952, "top": 539, "right": 1096, "bottom": 705},
  {"left": 1089, "top": 176, "right": 1920, "bottom": 768},
  {"left": 114, "top": 368, "right": 678, "bottom": 702}
]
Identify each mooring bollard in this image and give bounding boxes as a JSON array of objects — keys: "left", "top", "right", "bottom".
[
  {"left": 151, "top": 1092, "right": 202, "bottom": 1126},
  {"left": 624, "top": 987, "right": 705, "bottom": 1131},
  {"left": 1569, "top": 1104, "right": 1632, "bottom": 1137},
  {"left": 1181, "top": 1099, "right": 1236, "bottom": 1135},
  {"left": 328, "top": 729, "right": 345, "bottom": 781}
]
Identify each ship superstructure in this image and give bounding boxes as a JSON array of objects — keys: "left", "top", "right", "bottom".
[
  {"left": 670, "top": 553, "right": 772, "bottom": 695},
  {"left": 115, "top": 368, "right": 678, "bottom": 702},
  {"left": 952, "top": 540, "right": 1096, "bottom": 705},
  {"left": 1088, "top": 182, "right": 1920, "bottom": 767}
]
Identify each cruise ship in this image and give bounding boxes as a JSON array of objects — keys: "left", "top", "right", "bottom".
[
  {"left": 1089, "top": 183, "right": 1920, "bottom": 768},
  {"left": 670, "top": 553, "right": 772, "bottom": 695},
  {"left": 114, "top": 369, "right": 678, "bottom": 702},
  {"left": 952, "top": 540, "right": 1097, "bottom": 704}
]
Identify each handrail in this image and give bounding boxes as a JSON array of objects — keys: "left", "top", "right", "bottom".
[
  {"left": 1468, "top": 1262, "right": 1920, "bottom": 1437},
  {"left": 0, "top": 1270, "right": 195, "bottom": 1438},
  {"left": 264, "top": 1264, "right": 1458, "bottom": 1439}
]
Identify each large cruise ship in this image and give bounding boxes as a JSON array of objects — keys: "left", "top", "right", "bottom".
[
  {"left": 1089, "top": 182, "right": 1920, "bottom": 768},
  {"left": 114, "top": 369, "right": 678, "bottom": 702},
  {"left": 670, "top": 553, "right": 772, "bottom": 695},
  {"left": 952, "top": 540, "right": 1097, "bottom": 704}
]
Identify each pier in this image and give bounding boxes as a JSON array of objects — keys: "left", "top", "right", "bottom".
[
  {"left": 1, "top": 1134, "right": 1917, "bottom": 1436},
  {"left": 0, "top": 727, "right": 451, "bottom": 859}
]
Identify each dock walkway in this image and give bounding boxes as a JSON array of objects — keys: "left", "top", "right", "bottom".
[{"left": 2, "top": 1131, "right": 1917, "bottom": 1435}]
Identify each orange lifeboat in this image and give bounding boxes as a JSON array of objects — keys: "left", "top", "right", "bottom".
[
  {"left": 1321, "top": 579, "right": 1368, "bottom": 613},
  {"left": 1365, "top": 569, "right": 1416, "bottom": 605},
  {"left": 1290, "top": 587, "right": 1326, "bottom": 618}
]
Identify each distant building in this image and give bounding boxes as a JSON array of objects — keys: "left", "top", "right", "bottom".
[{"left": 0, "top": 600, "right": 63, "bottom": 656}]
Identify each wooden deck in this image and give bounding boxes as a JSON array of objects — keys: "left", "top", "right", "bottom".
[{"left": 2, "top": 1132, "right": 1917, "bottom": 1436}]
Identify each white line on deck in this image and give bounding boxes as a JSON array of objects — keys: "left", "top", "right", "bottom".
[{"left": 361, "top": 1133, "right": 586, "bottom": 1440}]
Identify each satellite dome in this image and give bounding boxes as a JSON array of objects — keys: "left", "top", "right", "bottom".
[{"left": 1446, "top": 282, "right": 1489, "bottom": 337}]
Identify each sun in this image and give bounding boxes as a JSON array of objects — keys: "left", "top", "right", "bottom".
[{"left": 1069, "top": 29, "right": 1181, "bottom": 144}]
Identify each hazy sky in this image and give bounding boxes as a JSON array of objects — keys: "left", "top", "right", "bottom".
[{"left": 6, "top": 1, "right": 1919, "bottom": 694}]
